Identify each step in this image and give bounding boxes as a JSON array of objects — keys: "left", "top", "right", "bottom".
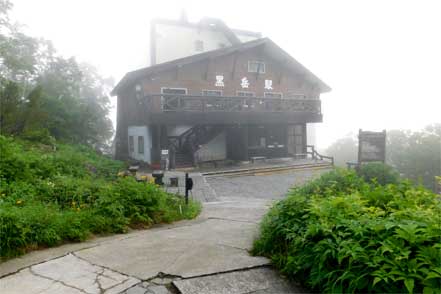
[{"left": 202, "top": 162, "right": 333, "bottom": 178}]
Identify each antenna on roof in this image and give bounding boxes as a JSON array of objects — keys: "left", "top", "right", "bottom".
[{"left": 180, "top": 9, "right": 188, "bottom": 23}]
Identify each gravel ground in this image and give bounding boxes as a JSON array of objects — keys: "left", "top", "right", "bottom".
[{"left": 206, "top": 168, "right": 329, "bottom": 200}]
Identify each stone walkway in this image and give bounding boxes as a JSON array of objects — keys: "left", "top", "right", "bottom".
[{"left": 0, "top": 168, "right": 329, "bottom": 294}]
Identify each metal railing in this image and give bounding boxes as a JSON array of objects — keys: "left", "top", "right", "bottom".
[
  {"left": 143, "top": 94, "right": 321, "bottom": 114},
  {"left": 306, "top": 145, "right": 334, "bottom": 165}
]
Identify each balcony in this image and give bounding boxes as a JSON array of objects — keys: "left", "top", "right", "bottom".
[{"left": 140, "top": 94, "right": 323, "bottom": 125}]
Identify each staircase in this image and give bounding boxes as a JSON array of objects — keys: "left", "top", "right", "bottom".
[
  {"left": 174, "top": 151, "right": 193, "bottom": 168},
  {"left": 169, "top": 125, "right": 225, "bottom": 168}
]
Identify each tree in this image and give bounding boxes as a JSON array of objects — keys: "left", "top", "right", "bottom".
[
  {"left": 0, "top": 1, "right": 113, "bottom": 148},
  {"left": 386, "top": 124, "right": 441, "bottom": 191},
  {"left": 326, "top": 125, "right": 441, "bottom": 191},
  {"left": 325, "top": 135, "right": 358, "bottom": 167}
]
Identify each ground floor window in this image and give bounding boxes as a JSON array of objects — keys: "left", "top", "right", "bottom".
[
  {"left": 138, "top": 136, "right": 144, "bottom": 154},
  {"left": 129, "top": 136, "right": 134, "bottom": 153}
]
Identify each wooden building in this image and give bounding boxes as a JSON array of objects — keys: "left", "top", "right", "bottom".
[{"left": 112, "top": 18, "right": 330, "bottom": 168}]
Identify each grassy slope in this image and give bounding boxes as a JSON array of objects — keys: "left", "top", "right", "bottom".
[{"left": 0, "top": 136, "right": 201, "bottom": 259}]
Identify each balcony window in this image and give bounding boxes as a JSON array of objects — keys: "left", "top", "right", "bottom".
[
  {"left": 237, "top": 91, "right": 255, "bottom": 97},
  {"left": 202, "top": 90, "right": 222, "bottom": 96},
  {"left": 286, "top": 92, "right": 307, "bottom": 99},
  {"left": 264, "top": 92, "right": 283, "bottom": 99},
  {"left": 248, "top": 61, "right": 265, "bottom": 73},
  {"left": 161, "top": 88, "right": 187, "bottom": 95}
]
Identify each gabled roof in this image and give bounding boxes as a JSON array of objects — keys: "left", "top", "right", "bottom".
[{"left": 111, "top": 38, "right": 331, "bottom": 96}]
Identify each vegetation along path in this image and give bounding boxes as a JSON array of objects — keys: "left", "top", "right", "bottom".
[{"left": 0, "top": 168, "right": 328, "bottom": 294}]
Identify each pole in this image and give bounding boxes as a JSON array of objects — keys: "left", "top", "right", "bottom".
[{"left": 185, "top": 172, "right": 189, "bottom": 205}]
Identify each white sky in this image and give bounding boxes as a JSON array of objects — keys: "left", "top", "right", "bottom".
[{"left": 11, "top": 0, "right": 441, "bottom": 149}]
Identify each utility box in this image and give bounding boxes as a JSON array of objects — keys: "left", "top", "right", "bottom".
[{"left": 152, "top": 170, "right": 164, "bottom": 185}]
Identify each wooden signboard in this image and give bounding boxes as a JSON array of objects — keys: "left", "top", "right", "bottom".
[{"left": 358, "top": 129, "right": 386, "bottom": 164}]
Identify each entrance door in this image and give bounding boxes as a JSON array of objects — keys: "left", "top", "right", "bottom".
[{"left": 288, "top": 125, "right": 305, "bottom": 156}]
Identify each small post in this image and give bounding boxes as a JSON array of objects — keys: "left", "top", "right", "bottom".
[{"left": 185, "top": 172, "right": 189, "bottom": 205}]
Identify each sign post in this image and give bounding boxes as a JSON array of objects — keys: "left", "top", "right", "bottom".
[
  {"left": 160, "top": 149, "right": 169, "bottom": 171},
  {"left": 358, "top": 129, "right": 386, "bottom": 166},
  {"left": 185, "top": 173, "right": 193, "bottom": 205}
]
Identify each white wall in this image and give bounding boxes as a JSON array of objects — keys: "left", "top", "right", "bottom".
[
  {"left": 307, "top": 123, "right": 317, "bottom": 147},
  {"left": 128, "top": 126, "right": 152, "bottom": 163},
  {"left": 194, "top": 131, "right": 226, "bottom": 162},
  {"left": 154, "top": 23, "right": 232, "bottom": 64}
]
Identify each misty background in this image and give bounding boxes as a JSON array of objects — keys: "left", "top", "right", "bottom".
[{"left": 9, "top": 0, "right": 441, "bottom": 149}]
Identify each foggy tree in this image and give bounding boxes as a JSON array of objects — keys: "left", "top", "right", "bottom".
[
  {"left": 386, "top": 124, "right": 441, "bottom": 191},
  {"left": 0, "top": 0, "right": 113, "bottom": 148},
  {"left": 325, "top": 136, "right": 358, "bottom": 167},
  {"left": 326, "top": 125, "right": 441, "bottom": 191}
]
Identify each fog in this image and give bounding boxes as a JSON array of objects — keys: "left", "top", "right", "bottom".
[{"left": 11, "top": 0, "right": 441, "bottom": 148}]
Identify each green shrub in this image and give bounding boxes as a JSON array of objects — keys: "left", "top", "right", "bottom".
[
  {"left": 0, "top": 136, "right": 201, "bottom": 259},
  {"left": 358, "top": 162, "right": 400, "bottom": 185},
  {"left": 253, "top": 169, "right": 441, "bottom": 293}
]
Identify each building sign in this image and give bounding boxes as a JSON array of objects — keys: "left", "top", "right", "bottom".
[
  {"left": 240, "top": 77, "right": 250, "bottom": 88},
  {"left": 215, "top": 75, "right": 224, "bottom": 87},
  {"left": 264, "top": 79, "right": 273, "bottom": 90},
  {"left": 358, "top": 129, "right": 386, "bottom": 163}
]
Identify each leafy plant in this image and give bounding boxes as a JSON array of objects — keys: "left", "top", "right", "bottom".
[
  {"left": 253, "top": 169, "right": 441, "bottom": 293},
  {"left": 0, "top": 136, "right": 201, "bottom": 259},
  {"left": 358, "top": 162, "right": 400, "bottom": 185}
]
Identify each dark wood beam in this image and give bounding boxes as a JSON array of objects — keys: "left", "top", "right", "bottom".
[
  {"left": 204, "top": 58, "right": 211, "bottom": 80},
  {"left": 231, "top": 53, "right": 238, "bottom": 79},
  {"left": 255, "top": 44, "right": 266, "bottom": 80}
]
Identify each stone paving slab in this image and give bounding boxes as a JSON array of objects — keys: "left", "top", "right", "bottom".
[
  {"left": 201, "top": 199, "right": 271, "bottom": 223},
  {"left": 0, "top": 268, "right": 83, "bottom": 294},
  {"left": 75, "top": 217, "right": 269, "bottom": 280},
  {"left": 164, "top": 243, "right": 269, "bottom": 278},
  {"left": 173, "top": 267, "right": 304, "bottom": 294},
  {"left": 0, "top": 254, "right": 139, "bottom": 294}
]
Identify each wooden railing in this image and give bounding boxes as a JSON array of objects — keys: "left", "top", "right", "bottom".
[
  {"left": 306, "top": 145, "right": 334, "bottom": 165},
  {"left": 143, "top": 94, "right": 321, "bottom": 114}
]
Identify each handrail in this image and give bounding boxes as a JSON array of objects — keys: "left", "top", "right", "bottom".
[
  {"left": 143, "top": 94, "right": 321, "bottom": 114},
  {"left": 306, "top": 145, "right": 334, "bottom": 166}
]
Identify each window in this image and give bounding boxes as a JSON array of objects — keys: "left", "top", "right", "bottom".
[
  {"left": 237, "top": 91, "right": 255, "bottom": 97},
  {"left": 286, "top": 92, "right": 307, "bottom": 99},
  {"left": 248, "top": 61, "right": 265, "bottom": 73},
  {"left": 138, "top": 136, "right": 144, "bottom": 154},
  {"left": 129, "top": 136, "right": 134, "bottom": 153},
  {"left": 202, "top": 90, "right": 222, "bottom": 96},
  {"left": 161, "top": 88, "right": 187, "bottom": 95},
  {"left": 264, "top": 92, "right": 283, "bottom": 99},
  {"left": 195, "top": 40, "right": 204, "bottom": 52}
]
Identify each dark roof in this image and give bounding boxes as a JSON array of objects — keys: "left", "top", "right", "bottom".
[{"left": 111, "top": 38, "right": 331, "bottom": 96}]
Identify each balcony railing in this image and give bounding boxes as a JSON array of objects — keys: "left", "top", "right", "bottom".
[{"left": 143, "top": 94, "right": 321, "bottom": 114}]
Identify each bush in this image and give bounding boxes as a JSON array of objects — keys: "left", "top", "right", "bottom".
[
  {"left": 253, "top": 169, "right": 441, "bottom": 293},
  {"left": 358, "top": 162, "right": 400, "bottom": 185},
  {"left": 0, "top": 136, "right": 201, "bottom": 259}
]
